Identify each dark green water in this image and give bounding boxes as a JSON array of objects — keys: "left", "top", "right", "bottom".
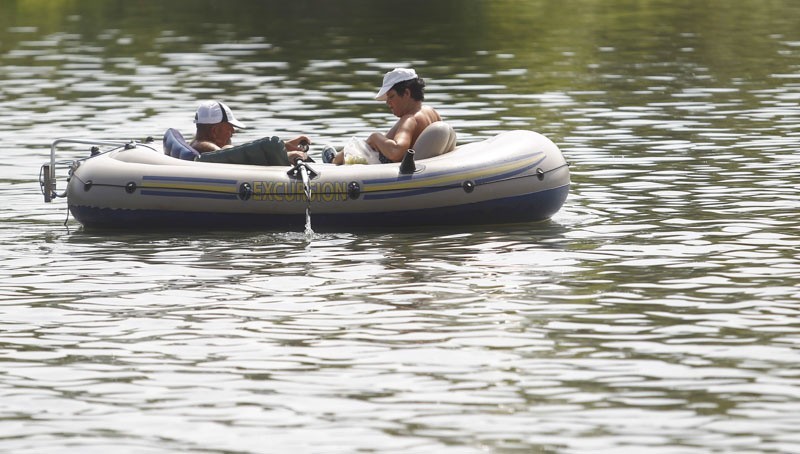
[{"left": 1, "top": 0, "right": 799, "bottom": 452}]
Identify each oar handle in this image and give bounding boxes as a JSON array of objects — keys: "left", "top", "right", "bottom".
[{"left": 298, "top": 139, "right": 309, "bottom": 152}]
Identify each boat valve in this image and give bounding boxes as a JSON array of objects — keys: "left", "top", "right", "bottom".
[
  {"left": 347, "top": 181, "right": 361, "bottom": 200},
  {"left": 399, "top": 149, "right": 416, "bottom": 175}
]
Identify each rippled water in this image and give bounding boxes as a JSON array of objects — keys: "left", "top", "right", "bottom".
[{"left": 2, "top": 0, "right": 800, "bottom": 452}]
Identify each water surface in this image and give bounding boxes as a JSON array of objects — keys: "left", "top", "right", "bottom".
[{"left": 1, "top": 0, "right": 799, "bottom": 452}]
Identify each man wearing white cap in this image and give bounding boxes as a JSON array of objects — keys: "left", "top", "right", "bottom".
[
  {"left": 328, "top": 68, "right": 441, "bottom": 165},
  {"left": 191, "top": 100, "right": 310, "bottom": 164}
]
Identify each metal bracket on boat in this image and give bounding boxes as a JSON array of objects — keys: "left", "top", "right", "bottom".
[
  {"left": 287, "top": 159, "right": 319, "bottom": 202},
  {"left": 286, "top": 160, "right": 318, "bottom": 181},
  {"left": 41, "top": 138, "right": 132, "bottom": 203},
  {"left": 40, "top": 163, "right": 56, "bottom": 203}
]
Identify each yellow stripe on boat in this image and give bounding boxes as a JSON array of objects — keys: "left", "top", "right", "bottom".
[{"left": 140, "top": 175, "right": 239, "bottom": 194}]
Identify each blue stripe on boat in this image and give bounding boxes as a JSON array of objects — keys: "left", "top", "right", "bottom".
[
  {"left": 362, "top": 156, "right": 546, "bottom": 200},
  {"left": 364, "top": 184, "right": 458, "bottom": 200}
]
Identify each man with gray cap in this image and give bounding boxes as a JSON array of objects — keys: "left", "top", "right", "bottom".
[
  {"left": 328, "top": 68, "right": 441, "bottom": 165},
  {"left": 191, "top": 100, "right": 311, "bottom": 165}
]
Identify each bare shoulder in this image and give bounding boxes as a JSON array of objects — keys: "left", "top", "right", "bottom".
[{"left": 420, "top": 105, "right": 442, "bottom": 123}]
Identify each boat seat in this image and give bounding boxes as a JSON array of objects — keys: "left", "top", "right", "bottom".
[
  {"left": 412, "top": 121, "right": 457, "bottom": 160},
  {"left": 163, "top": 128, "right": 200, "bottom": 160}
]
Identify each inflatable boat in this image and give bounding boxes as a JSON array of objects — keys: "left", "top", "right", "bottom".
[{"left": 40, "top": 122, "right": 570, "bottom": 231}]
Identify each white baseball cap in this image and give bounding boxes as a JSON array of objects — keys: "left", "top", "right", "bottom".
[
  {"left": 375, "top": 68, "right": 418, "bottom": 100},
  {"left": 194, "top": 100, "right": 246, "bottom": 129}
]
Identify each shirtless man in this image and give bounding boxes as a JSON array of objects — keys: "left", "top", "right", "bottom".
[
  {"left": 330, "top": 68, "right": 441, "bottom": 164},
  {"left": 191, "top": 100, "right": 310, "bottom": 162}
]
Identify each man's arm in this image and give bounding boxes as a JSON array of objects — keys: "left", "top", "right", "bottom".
[
  {"left": 191, "top": 140, "right": 221, "bottom": 154},
  {"left": 367, "top": 116, "right": 416, "bottom": 162},
  {"left": 284, "top": 135, "right": 312, "bottom": 151}
]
